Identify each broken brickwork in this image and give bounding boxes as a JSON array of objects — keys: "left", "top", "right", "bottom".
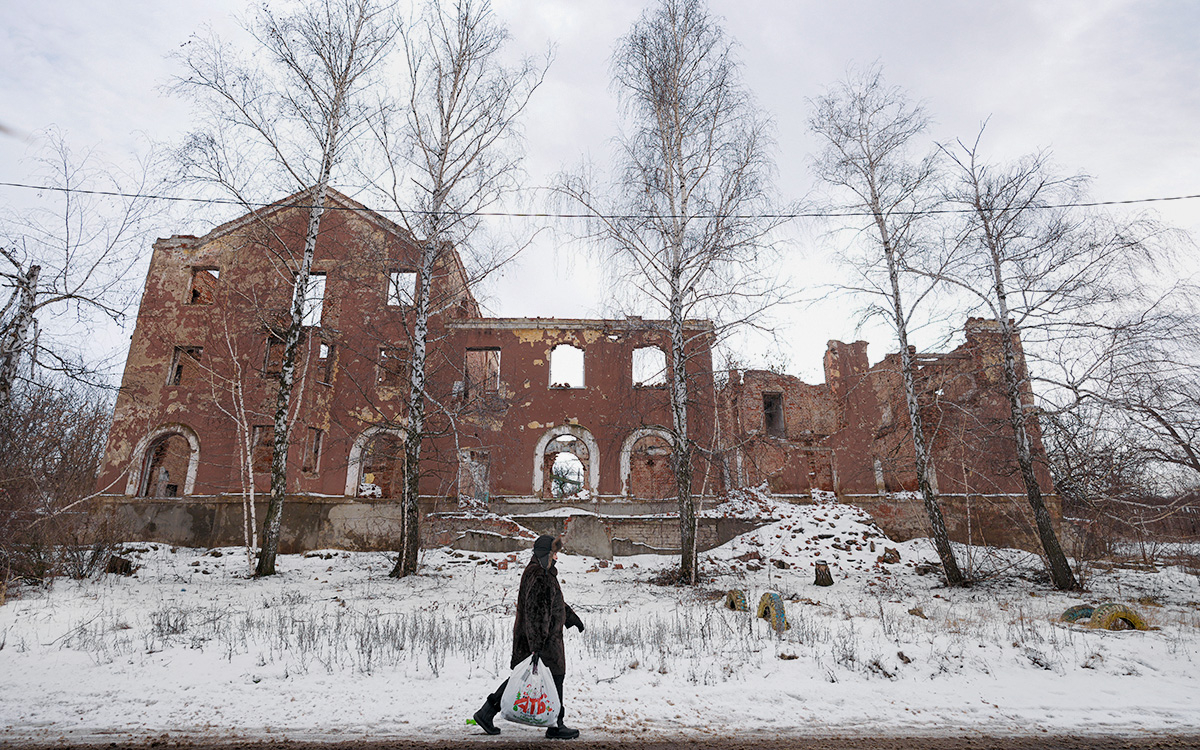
[{"left": 718, "top": 319, "right": 1060, "bottom": 549}]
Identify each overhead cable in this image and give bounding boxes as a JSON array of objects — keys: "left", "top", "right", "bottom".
[{"left": 1, "top": 180, "right": 1198, "bottom": 221}]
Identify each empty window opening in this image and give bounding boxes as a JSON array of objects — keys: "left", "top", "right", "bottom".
[
  {"left": 264, "top": 336, "right": 285, "bottom": 375},
  {"left": 388, "top": 270, "right": 416, "bottom": 306},
  {"left": 251, "top": 425, "right": 274, "bottom": 474},
  {"left": 297, "top": 272, "right": 327, "bottom": 328},
  {"left": 189, "top": 267, "right": 219, "bottom": 304},
  {"left": 763, "top": 392, "right": 785, "bottom": 437},
  {"left": 632, "top": 346, "right": 667, "bottom": 386},
  {"left": 378, "top": 347, "right": 408, "bottom": 388},
  {"left": 458, "top": 449, "right": 491, "bottom": 507},
  {"left": 317, "top": 342, "right": 334, "bottom": 384},
  {"left": 303, "top": 427, "right": 323, "bottom": 474},
  {"left": 542, "top": 433, "right": 590, "bottom": 498},
  {"left": 359, "top": 433, "right": 404, "bottom": 498},
  {"left": 464, "top": 348, "right": 501, "bottom": 398},
  {"left": 140, "top": 433, "right": 192, "bottom": 497},
  {"left": 549, "top": 344, "right": 584, "bottom": 388},
  {"left": 551, "top": 452, "right": 585, "bottom": 498},
  {"left": 168, "top": 346, "right": 203, "bottom": 386}
]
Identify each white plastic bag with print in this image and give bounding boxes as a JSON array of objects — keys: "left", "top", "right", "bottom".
[{"left": 499, "top": 654, "right": 560, "bottom": 727}]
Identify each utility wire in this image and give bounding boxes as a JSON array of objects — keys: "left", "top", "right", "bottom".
[{"left": 1, "top": 179, "right": 1199, "bottom": 220}]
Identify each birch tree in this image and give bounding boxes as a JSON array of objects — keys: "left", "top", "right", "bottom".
[
  {"left": 1089, "top": 283, "right": 1200, "bottom": 489},
  {"left": 366, "top": 0, "right": 545, "bottom": 578},
  {"left": 558, "top": 0, "right": 785, "bottom": 585},
  {"left": 936, "top": 133, "right": 1168, "bottom": 589},
  {"left": 173, "top": 0, "right": 396, "bottom": 576},
  {"left": 808, "top": 67, "right": 965, "bottom": 585},
  {"left": 1, "top": 132, "right": 161, "bottom": 408}
]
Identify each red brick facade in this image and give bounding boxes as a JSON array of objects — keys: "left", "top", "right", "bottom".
[
  {"left": 98, "top": 192, "right": 1059, "bottom": 552},
  {"left": 97, "top": 190, "right": 716, "bottom": 511}
]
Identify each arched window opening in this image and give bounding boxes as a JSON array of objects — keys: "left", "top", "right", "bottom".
[
  {"left": 549, "top": 344, "right": 584, "bottom": 388},
  {"left": 632, "top": 346, "right": 666, "bottom": 386},
  {"left": 140, "top": 433, "right": 192, "bottom": 497},
  {"left": 359, "top": 433, "right": 404, "bottom": 498}
]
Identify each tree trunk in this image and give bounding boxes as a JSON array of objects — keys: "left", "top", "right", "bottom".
[
  {"left": 0, "top": 264, "right": 40, "bottom": 410},
  {"left": 390, "top": 238, "right": 437, "bottom": 578},
  {"left": 990, "top": 284, "right": 1077, "bottom": 589},
  {"left": 874, "top": 214, "right": 965, "bottom": 586},
  {"left": 255, "top": 180, "right": 331, "bottom": 577},
  {"left": 669, "top": 281, "right": 696, "bottom": 585}
]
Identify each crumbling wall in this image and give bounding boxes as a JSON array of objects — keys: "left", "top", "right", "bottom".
[{"left": 721, "top": 320, "right": 1063, "bottom": 550}]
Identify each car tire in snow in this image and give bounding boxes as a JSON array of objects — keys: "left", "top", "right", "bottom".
[
  {"left": 1087, "top": 602, "right": 1149, "bottom": 631},
  {"left": 757, "top": 592, "right": 789, "bottom": 632},
  {"left": 1060, "top": 604, "right": 1095, "bottom": 623},
  {"left": 725, "top": 589, "right": 749, "bottom": 612}
]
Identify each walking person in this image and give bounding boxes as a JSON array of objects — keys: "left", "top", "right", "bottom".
[{"left": 473, "top": 535, "right": 584, "bottom": 740}]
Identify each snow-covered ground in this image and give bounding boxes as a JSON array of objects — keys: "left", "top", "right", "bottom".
[{"left": 2, "top": 500, "right": 1198, "bottom": 744}]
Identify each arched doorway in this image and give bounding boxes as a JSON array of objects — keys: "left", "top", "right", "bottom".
[
  {"left": 620, "top": 427, "right": 675, "bottom": 499},
  {"left": 125, "top": 424, "right": 201, "bottom": 497},
  {"left": 532, "top": 425, "right": 600, "bottom": 498},
  {"left": 345, "top": 427, "right": 407, "bottom": 498}
]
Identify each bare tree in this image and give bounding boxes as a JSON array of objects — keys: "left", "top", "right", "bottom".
[
  {"left": 558, "top": 0, "right": 786, "bottom": 585},
  {"left": 365, "top": 0, "right": 545, "bottom": 578},
  {"left": 1096, "top": 288, "right": 1200, "bottom": 486},
  {"left": 205, "top": 307, "right": 267, "bottom": 573},
  {"left": 933, "top": 132, "right": 1171, "bottom": 589},
  {"left": 808, "top": 66, "right": 965, "bottom": 586},
  {"left": 173, "top": 0, "right": 397, "bottom": 576},
  {"left": 0, "top": 131, "right": 162, "bottom": 408},
  {"left": 0, "top": 378, "right": 116, "bottom": 587}
]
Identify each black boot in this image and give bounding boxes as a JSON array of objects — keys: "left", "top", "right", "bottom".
[
  {"left": 545, "top": 709, "right": 579, "bottom": 740},
  {"left": 473, "top": 699, "right": 500, "bottom": 735}
]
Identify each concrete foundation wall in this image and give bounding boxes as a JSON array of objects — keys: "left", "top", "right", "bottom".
[
  {"left": 99, "top": 495, "right": 760, "bottom": 558},
  {"left": 101, "top": 490, "right": 1056, "bottom": 558}
]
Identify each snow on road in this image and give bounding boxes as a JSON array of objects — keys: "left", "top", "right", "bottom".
[{"left": 1, "top": 500, "right": 1198, "bottom": 744}]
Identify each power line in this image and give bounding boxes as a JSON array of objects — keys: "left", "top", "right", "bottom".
[{"left": 1, "top": 179, "right": 1199, "bottom": 221}]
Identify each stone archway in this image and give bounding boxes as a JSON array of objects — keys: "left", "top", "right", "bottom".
[
  {"left": 619, "top": 427, "right": 675, "bottom": 498},
  {"left": 345, "top": 426, "right": 407, "bottom": 497},
  {"left": 532, "top": 424, "right": 600, "bottom": 498},
  {"left": 125, "top": 423, "right": 201, "bottom": 497}
]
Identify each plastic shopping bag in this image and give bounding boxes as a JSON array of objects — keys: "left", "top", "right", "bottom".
[{"left": 499, "top": 654, "right": 560, "bottom": 727}]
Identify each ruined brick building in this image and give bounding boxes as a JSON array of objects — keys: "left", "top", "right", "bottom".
[{"left": 97, "top": 190, "right": 1059, "bottom": 554}]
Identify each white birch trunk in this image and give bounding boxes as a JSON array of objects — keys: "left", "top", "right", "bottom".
[
  {"left": 255, "top": 174, "right": 333, "bottom": 577},
  {"left": 987, "top": 248, "right": 1077, "bottom": 589},
  {"left": 872, "top": 207, "right": 964, "bottom": 586},
  {"left": 0, "top": 264, "right": 40, "bottom": 410},
  {"left": 669, "top": 279, "right": 696, "bottom": 584},
  {"left": 392, "top": 235, "right": 436, "bottom": 577}
]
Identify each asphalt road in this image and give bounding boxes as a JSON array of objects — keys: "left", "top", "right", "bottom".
[{"left": 5, "top": 737, "right": 1200, "bottom": 750}]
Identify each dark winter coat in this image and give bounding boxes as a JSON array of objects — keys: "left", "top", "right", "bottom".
[{"left": 510, "top": 556, "right": 580, "bottom": 676}]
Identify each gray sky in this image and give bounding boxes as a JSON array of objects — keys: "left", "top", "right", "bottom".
[{"left": 3, "top": 0, "right": 1198, "bottom": 382}]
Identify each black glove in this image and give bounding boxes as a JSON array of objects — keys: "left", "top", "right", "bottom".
[
  {"left": 566, "top": 610, "right": 585, "bottom": 632},
  {"left": 531, "top": 652, "right": 541, "bottom": 669}
]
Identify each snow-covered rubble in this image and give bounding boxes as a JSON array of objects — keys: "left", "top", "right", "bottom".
[{"left": 1, "top": 499, "right": 1198, "bottom": 744}]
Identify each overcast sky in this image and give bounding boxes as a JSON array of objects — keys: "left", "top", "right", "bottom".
[{"left": 3, "top": 0, "right": 1198, "bottom": 382}]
